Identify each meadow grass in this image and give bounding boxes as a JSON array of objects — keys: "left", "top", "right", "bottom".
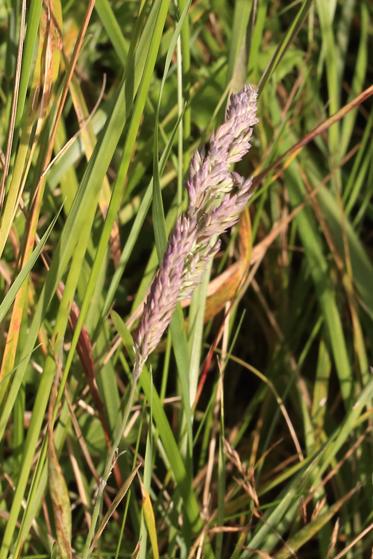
[{"left": 0, "top": 1, "right": 372, "bottom": 558}]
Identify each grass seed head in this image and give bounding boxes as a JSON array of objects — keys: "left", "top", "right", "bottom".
[{"left": 133, "top": 84, "right": 258, "bottom": 378}]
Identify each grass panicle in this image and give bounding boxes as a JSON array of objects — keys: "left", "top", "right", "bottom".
[{"left": 134, "top": 85, "right": 258, "bottom": 378}]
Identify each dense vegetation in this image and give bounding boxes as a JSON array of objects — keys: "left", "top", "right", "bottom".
[{"left": 0, "top": 1, "right": 372, "bottom": 557}]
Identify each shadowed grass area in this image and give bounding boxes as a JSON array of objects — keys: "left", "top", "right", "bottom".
[{"left": 0, "top": 1, "right": 372, "bottom": 557}]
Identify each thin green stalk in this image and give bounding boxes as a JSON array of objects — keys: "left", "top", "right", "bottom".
[
  {"left": 176, "top": 29, "right": 184, "bottom": 207},
  {"left": 82, "top": 381, "right": 138, "bottom": 557},
  {"left": 178, "top": 0, "right": 191, "bottom": 140}
]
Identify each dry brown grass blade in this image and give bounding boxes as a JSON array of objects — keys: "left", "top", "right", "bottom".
[
  {"left": 224, "top": 439, "right": 260, "bottom": 510},
  {"left": 327, "top": 519, "right": 340, "bottom": 558},
  {"left": 252, "top": 84, "right": 373, "bottom": 188},
  {"left": 90, "top": 464, "right": 141, "bottom": 552},
  {"left": 67, "top": 298, "right": 123, "bottom": 488},
  {"left": 66, "top": 438, "right": 91, "bottom": 529},
  {"left": 47, "top": 366, "right": 73, "bottom": 559},
  {"left": 332, "top": 522, "right": 373, "bottom": 559}
]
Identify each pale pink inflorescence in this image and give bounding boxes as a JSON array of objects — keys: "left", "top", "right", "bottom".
[{"left": 133, "top": 85, "right": 258, "bottom": 378}]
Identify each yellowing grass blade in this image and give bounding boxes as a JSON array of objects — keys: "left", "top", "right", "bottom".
[{"left": 140, "top": 480, "right": 159, "bottom": 559}]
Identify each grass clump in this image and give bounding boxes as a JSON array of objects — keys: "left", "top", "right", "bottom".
[{"left": 0, "top": 1, "right": 372, "bottom": 558}]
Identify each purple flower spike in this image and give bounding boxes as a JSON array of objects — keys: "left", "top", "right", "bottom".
[
  {"left": 133, "top": 215, "right": 197, "bottom": 379},
  {"left": 133, "top": 85, "right": 258, "bottom": 378}
]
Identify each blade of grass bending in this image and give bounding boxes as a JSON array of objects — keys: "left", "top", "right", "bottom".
[
  {"left": 95, "top": 0, "right": 129, "bottom": 63},
  {"left": 258, "top": 0, "right": 312, "bottom": 96},
  {"left": 67, "top": 78, "right": 123, "bottom": 267},
  {"left": 57, "top": 0, "right": 171, "bottom": 415}
]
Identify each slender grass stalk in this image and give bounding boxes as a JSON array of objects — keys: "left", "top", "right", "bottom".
[{"left": 82, "top": 381, "right": 138, "bottom": 557}]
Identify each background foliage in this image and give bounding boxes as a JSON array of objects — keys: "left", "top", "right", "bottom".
[{"left": 0, "top": 0, "right": 372, "bottom": 557}]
